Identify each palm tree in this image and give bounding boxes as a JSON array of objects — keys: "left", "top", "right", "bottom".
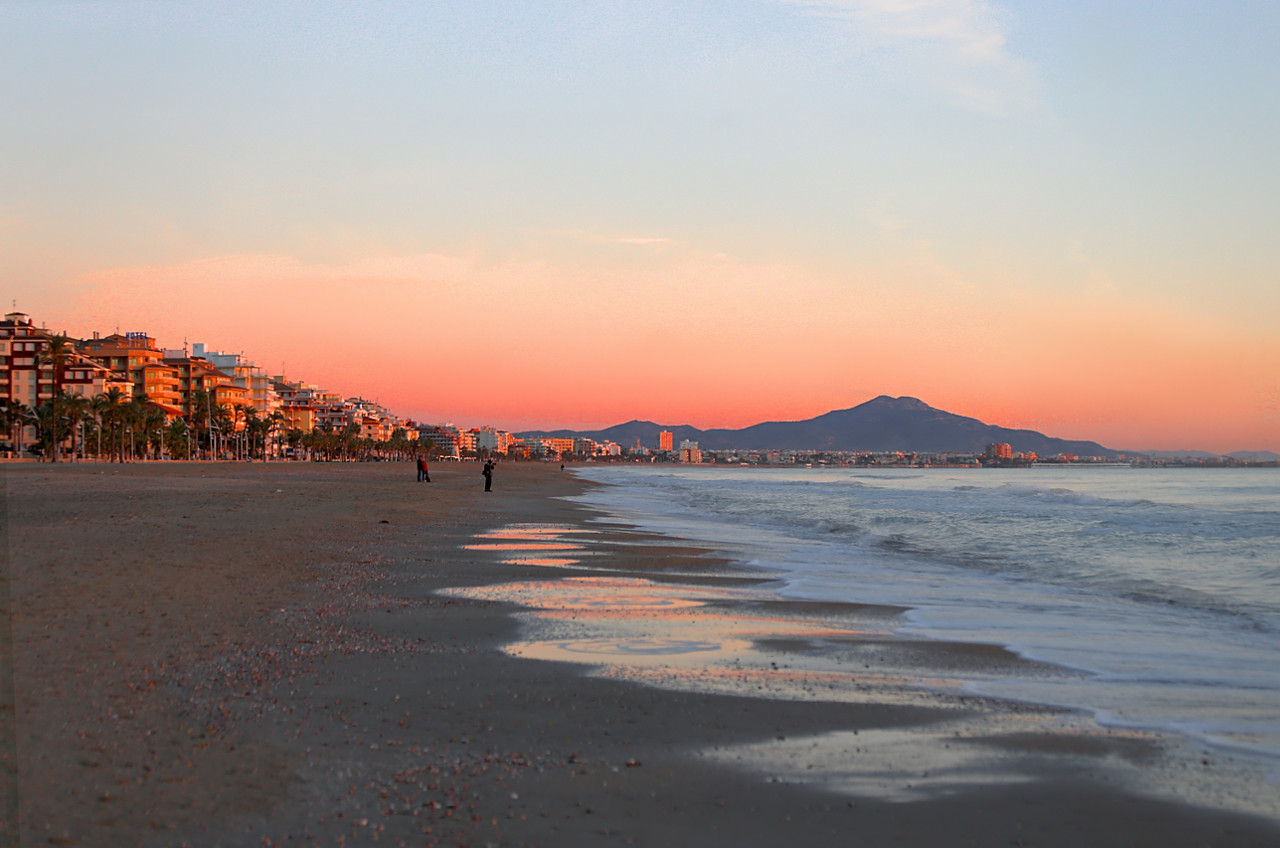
[
  {"left": 93, "top": 387, "right": 127, "bottom": 462},
  {"left": 264, "top": 410, "right": 285, "bottom": 460},
  {"left": 338, "top": 422, "right": 360, "bottom": 461},
  {"left": 188, "top": 389, "right": 211, "bottom": 459},
  {"left": 240, "top": 406, "right": 259, "bottom": 459},
  {"left": 162, "top": 419, "right": 185, "bottom": 459},
  {"left": 300, "top": 428, "right": 319, "bottom": 461},
  {"left": 131, "top": 396, "right": 165, "bottom": 460},
  {"left": 210, "top": 403, "right": 232, "bottom": 459},
  {"left": 32, "top": 398, "right": 75, "bottom": 459},
  {"left": 228, "top": 404, "right": 250, "bottom": 460},
  {"left": 118, "top": 394, "right": 145, "bottom": 462},
  {"left": 285, "top": 427, "right": 303, "bottom": 460},
  {"left": 8, "top": 402, "right": 34, "bottom": 458},
  {"left": 38, "top": 333, "right": 74, "bottom": 462},
  {"left": 0, "top": 400, "right": 10, "bottom": 456},
  {"left": 60, "top": 392, "right": 93, "bottom": 461}
]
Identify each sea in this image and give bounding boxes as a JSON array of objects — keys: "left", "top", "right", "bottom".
[{"left": 568, "top": 464, "right": 1280, "bottom": 771}]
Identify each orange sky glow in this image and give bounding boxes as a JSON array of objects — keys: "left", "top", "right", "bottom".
[{"left": 24, "top": 249, "right": 1273, "bottom": 453}]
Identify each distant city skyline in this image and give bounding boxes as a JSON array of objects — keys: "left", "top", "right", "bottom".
[{"left": 4, "top": 2, "right": 1278, "bottom": 453}]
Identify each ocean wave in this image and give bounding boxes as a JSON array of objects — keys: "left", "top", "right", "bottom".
[{"left": 991, "top": 482, "right": 1156, "bottom": 509}]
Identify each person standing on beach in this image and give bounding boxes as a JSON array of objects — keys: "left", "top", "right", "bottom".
[
  {"left": 418, "top": 456, "right": 431, "bottom": 483},
  {"left": 482, "top": 459, "right": 494, "bottom": 492}
]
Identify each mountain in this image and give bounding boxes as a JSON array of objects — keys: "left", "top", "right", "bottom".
[
  {"left": 1140, "top": 449, "right": 1221, "bottom": 460},
  {"left": 1230, "top": 450, "right": 1280, "bottom": 462},
  {"left": 519, "top": 395, "right": 1123, "bottom": 457},
  {"left": 1141, "top": 449, "right": 1280, "bottom": 462}
]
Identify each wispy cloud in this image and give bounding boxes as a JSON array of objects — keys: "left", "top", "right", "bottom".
[{"left": 782, "top": 0, "right": 1035, "bottom": 113}]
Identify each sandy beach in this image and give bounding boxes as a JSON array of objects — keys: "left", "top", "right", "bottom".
[{"left": 3, "top": 460, "right": 1278, "bottom": 847}]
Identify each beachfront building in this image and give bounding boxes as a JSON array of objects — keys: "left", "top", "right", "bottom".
[
  {"left": 315, "top": 399, "right": 355, "bottom": 431},
  {"left": 192, "top": 343, "right": 279, "bottom": 417},
  {"left": 314, "top": 390, "right": 348, "bottom": 428},
  {"left": 133, "top": 362, "right": 184, "bottom": 417},
  {"left": 506, "top": 437, "right": 563, "bottom": 459},
  {"left": 678, "top": 439, "right": 703, "bottom": 464},
  {"left": 79, "top": 329, "right": 164, "bottom": 375},
  {"left": 456, "top": 429, "right": 477, "bottom": 454},
  {"left": 358, "top": 413, "right": 392, "bottom": 442},
  {"left": 2, "top": 311, "right": 122, "bottom": 455},
  {"left": 658, "top": 430, "right": 674, "bottom": 451},
  {"left": 417, "top": 423, "right": 461, "bottom": 457},
  {"left": 78, "top": 331, "right": 184, "bottom": 418},
  {"left": 545, "top": 437, "right": 575, "bottom": 458},
  {"left": 162, "top": 351, "right": 249, "bottom": 422},
  {"left": 506, "top": 440, "right": 535, "bottom": 460},
  {"left": 517, "top": 437, "right": 577, "bottom": 459},
  {"left": 986, "top": 443, "right": 1014, "bottom": 460},
  {"left": 349, "top": 399, "right": 402, "bottom": 442},
  {"left": 273, "top": 377, "right": 322, "bottom": 433},
  {"left": 471, "top": 425, "right": 514, "bottom": 455}
]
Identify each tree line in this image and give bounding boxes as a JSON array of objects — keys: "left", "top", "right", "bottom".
[
  {"left": 1, "top": 389, "right": 439, "bottom": 463},
  {"left": 2, "top": 334, "right": 438, "bottom": 463}
]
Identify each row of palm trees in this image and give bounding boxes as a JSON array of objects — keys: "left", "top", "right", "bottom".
[
  {"left": 5, "top": 332, "right": 435, "bottom": 462},
  {"left": 3, "top": 388, "right": 184, "bottom": 462},
  {"left": 0, "top": 389, "right": 437, "bottom": 463}
]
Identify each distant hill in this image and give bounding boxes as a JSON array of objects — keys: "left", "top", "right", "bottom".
[
  {"left": 519, "top": 395, "right": 1124, "bottom": 457},
  {"left": 1143, "top": 449, "right": 1280, "bottom": 462},
  {"left": 1230, "top": 450, "right": 1280, "bottom": 462}
]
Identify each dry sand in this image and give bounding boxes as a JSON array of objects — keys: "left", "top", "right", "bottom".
[{"left": 2, "top": 460, "right": 1278, "bottom": 846}]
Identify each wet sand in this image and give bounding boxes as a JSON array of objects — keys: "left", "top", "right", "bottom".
[{"left": 3, "top": 460, "right": 1278, "bottom": 846}]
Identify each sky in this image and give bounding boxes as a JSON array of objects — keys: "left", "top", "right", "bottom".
[{"left": 3, "top": 1, "right": 1278, "bottom": 452}]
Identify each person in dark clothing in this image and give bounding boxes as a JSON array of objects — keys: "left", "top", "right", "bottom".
[
  {"left": 482, "top": 459, "right": 494, "bottom": 492},
  {"left": 417, "top": 456, "right": 430, "bottom": 482}
]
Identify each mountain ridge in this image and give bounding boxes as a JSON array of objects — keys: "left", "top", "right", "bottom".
[{"left": 517, "top": 395, "right": 1124, "bottom": 457}]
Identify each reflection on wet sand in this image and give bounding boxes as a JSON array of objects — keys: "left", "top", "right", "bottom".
[
  {"left": 462, "top": 576, "right": 709, "bottom": 612},
  {"left": 450, "top": 524, "right": 1076, "bottom": 706},
  {"left": 447, "top": 523, "right": 928, "bottom": 703},
  {"left": 465, "top": 521, "right": 731, "bottom": 575},
  {"left": 512, "top": 636, "right": 756, "bottom": 666},
  {"left": 448, "top": 522, "right": 1280, "bottom": 821},
  {"left": 463, "top": 542, "right": 586, "bottom": 551},
  {"left": 471, "top": 523, "right": 600, "bottom": 541},
  {"left": 464, "top": 522, "right": 600, "bottom": 568}
]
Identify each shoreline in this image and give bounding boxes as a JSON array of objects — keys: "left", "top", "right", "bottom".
[
  {"left": 453, "top": 472, "right": 1280, "bottom": 825},
  {"left": 4, "top": 461, "right": 1279, "bottom": 846}
]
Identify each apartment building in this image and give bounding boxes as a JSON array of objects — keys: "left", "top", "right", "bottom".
[
  {"left": 417, "top": 423, "right": 461, "bottom": 457},
  {"left": 2, "top": 312, "right": 121, "bottom": 452},
  {"left": 78, "top": 331, "right": 183, "bottom": 416},
  {"left": 272, "top": 377, "right": 319, "bottom": 432},
  {"left": 678, "top": 439, "right": 703, "bottom": 464},
  {"left": 162, "top": 352, "right": 249, "bottom": 421},
  {"left": 471, "top": 426, "right": 514, "bottom": 455},
  {"left": 1, "top": 316, "right": 116, "bottom": 404},
  {"left": 192, "top": 343, "right": 279, "bottom": 416}
]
